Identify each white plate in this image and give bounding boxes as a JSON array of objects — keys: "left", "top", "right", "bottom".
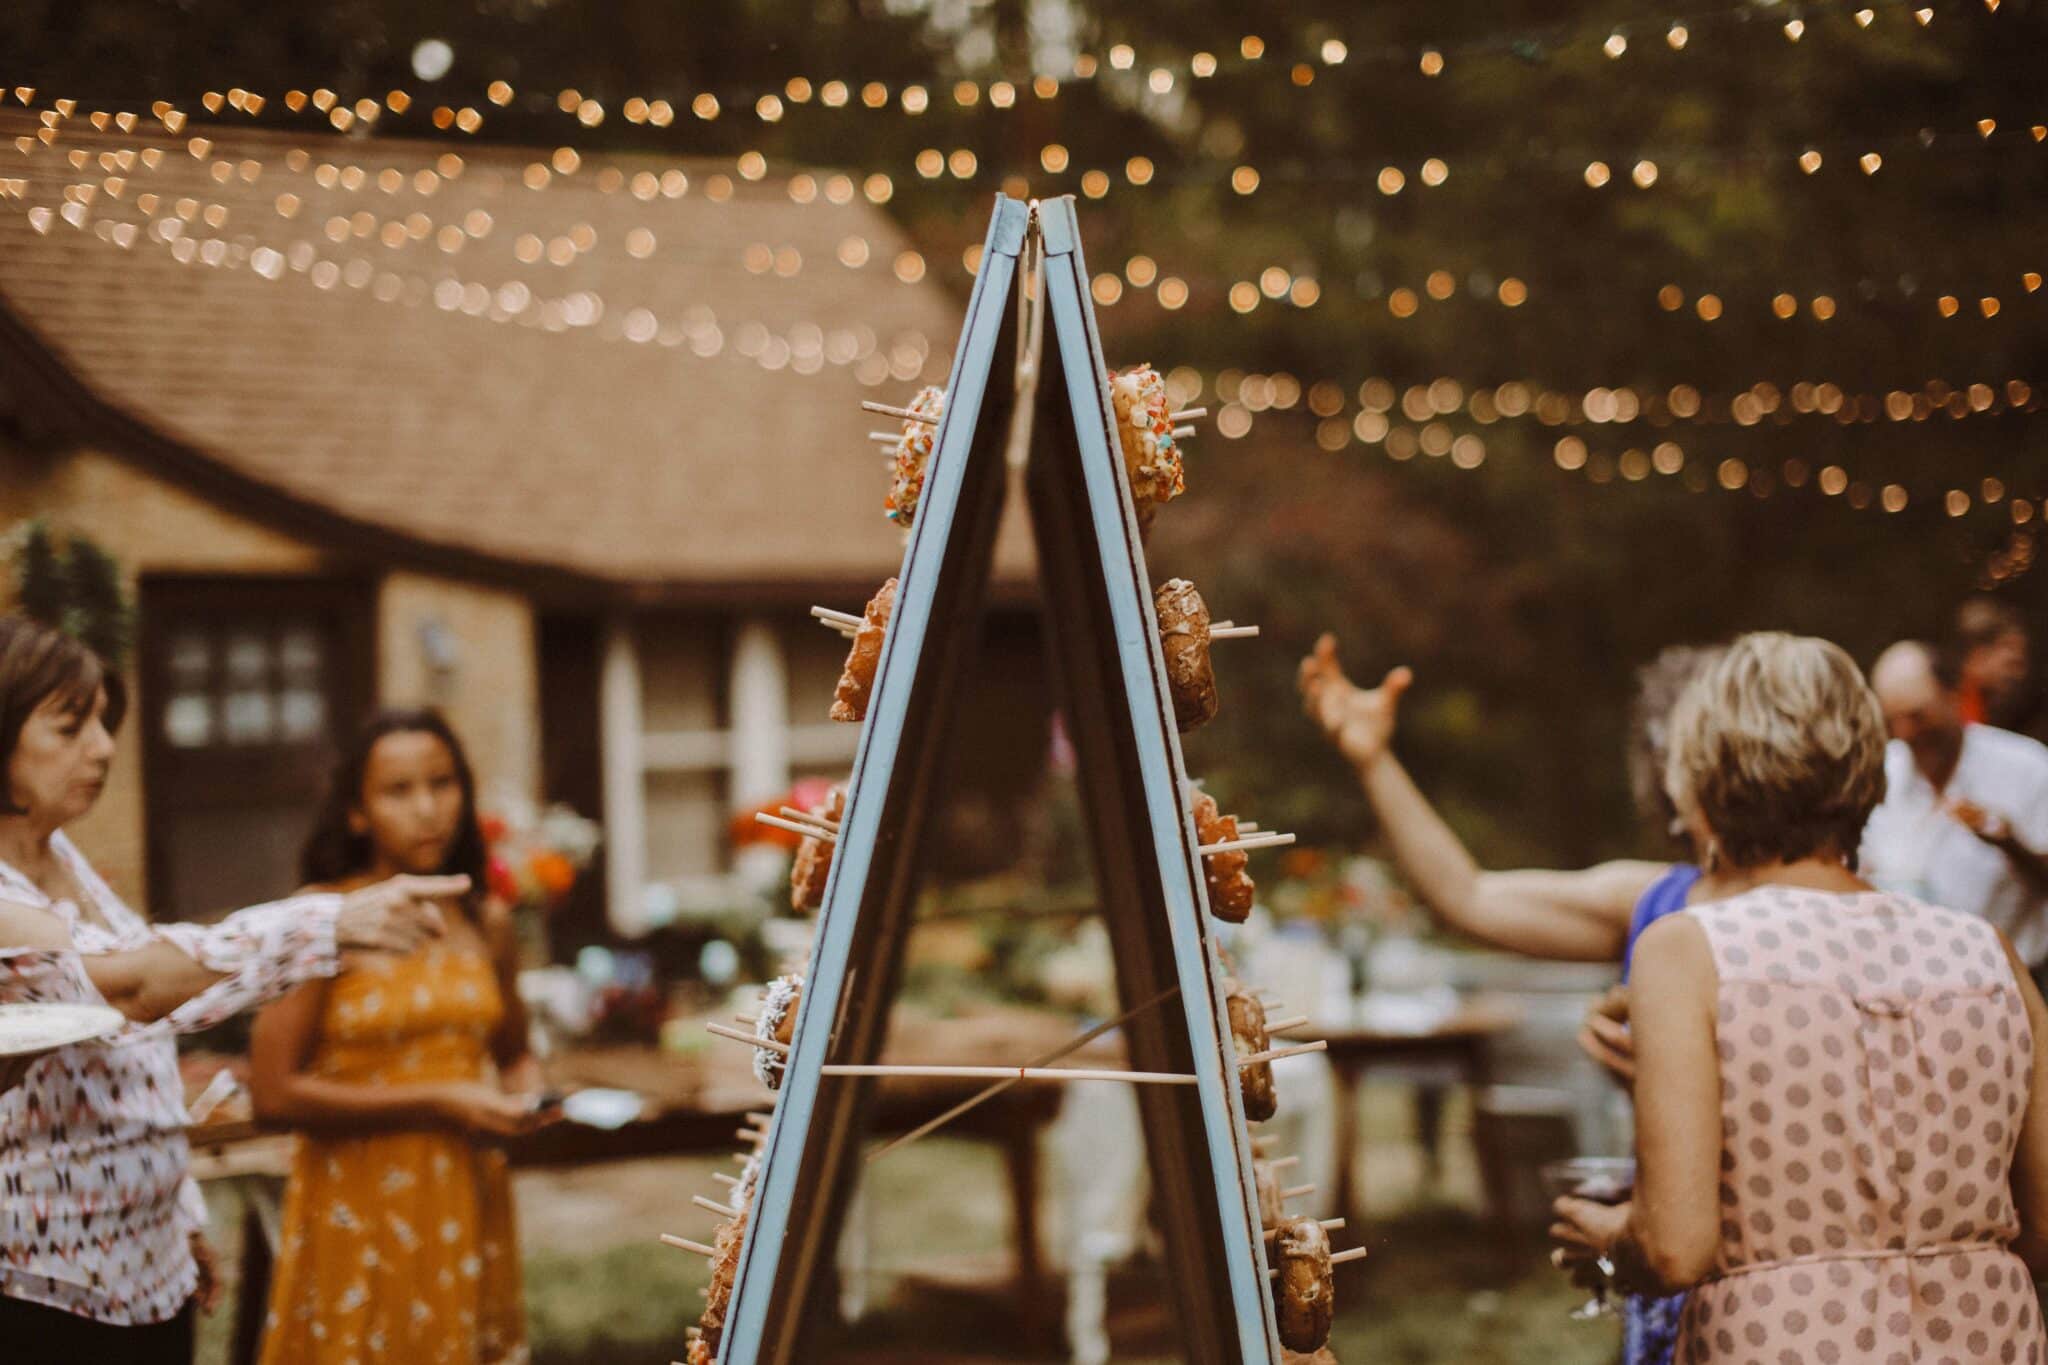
[
  {"left": 560, "top": 1088, "right": 644, "bottom": 1130},
  {"left": 0, "top": 1002, "right": 125, "bottom": 1058}
]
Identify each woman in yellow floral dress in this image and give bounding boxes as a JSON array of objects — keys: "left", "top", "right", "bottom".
[{"left": 250, "top": 711, "right": 555, "bottom": 1365}]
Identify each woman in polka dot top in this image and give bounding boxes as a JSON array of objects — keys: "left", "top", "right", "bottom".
[{"left": 1553, "top": 632, "right": 2048, "bottom": 1365}]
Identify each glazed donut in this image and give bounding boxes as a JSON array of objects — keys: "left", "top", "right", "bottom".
[
  {"left": 1226, "top": 977, "right": 1277, "bottom": 1122},
  {"left": 789, "top": 785, "right": 846, "bottom": 912},
  {"left": 696, "top": 1205, "right": 750, "bottom": 1357},
  {"left": 830, "top": 577, "right": 898, "bottom": 723},
  {"left": 1190, "top": 787, "right": 1255, "bottom": 922},
  {"left": 1272, "top": 1215, "right": 1335, "bottom": 1352},
  {"left": 883, "top": 385, "right": 947, "bottom": 527},
  {"left": 686, "top": 1339, "right": 712, "bottom": 1365},
  {"left": 1155, "top": 578, "right": 1218, "bottom": 732},
  {"left": 1109, "top": 365, "right": 1185, "bottom": 524},
  {"left": 1282, "top": 1349, "right": 1341, "bottom": 1365},
  {"left": 753, "top": 974, "right": 803, "bottom": 1089}
]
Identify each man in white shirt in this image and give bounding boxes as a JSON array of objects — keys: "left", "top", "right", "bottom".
[{"left": 1862, "top": 641, "right": 2048, "bottom": 969}]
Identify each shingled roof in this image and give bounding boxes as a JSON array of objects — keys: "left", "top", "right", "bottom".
[{"left": 0, "top": 110, "right": 1033, "bottom": 599}]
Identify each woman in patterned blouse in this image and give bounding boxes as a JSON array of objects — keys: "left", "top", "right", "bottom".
[{"left": 0, "top": 614, "right": 463, "bottom": 1364}]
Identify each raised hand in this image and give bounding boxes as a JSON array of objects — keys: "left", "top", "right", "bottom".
[
  {"left": 1298, "top": 632, "right": 1413, "bottom": 771},
  {"left": 334, "top": 875, "right": 468, "bottom": 955}
]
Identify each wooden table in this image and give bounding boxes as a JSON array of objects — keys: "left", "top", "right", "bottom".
[
  {"left": 188, "top": 1002, "right": 1117, "bottom": 1363},
  {"left": 1314, "top": 995, "right": 1522, "bottom": 1230}
]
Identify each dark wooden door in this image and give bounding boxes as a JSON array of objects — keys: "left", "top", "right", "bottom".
[{"left": 138, "top": 576, "right": 374, "bottom": 920}]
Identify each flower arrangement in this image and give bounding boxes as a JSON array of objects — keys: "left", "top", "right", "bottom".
[{"left": 482, "top": 799, "right": 602, "bottom": 916}]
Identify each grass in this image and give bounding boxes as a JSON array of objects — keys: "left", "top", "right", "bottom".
[{"left": 198, "top": 1084, "right": 1619, "bottom": 1364}]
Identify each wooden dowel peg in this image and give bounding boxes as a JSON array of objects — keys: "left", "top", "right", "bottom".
[
  {"left": 1331, "top": 1247, "right": 1368, "bottom": 1265},
  {"left": 1169, "top": 406, "right": 1207, "bottom": 422},
  {"left": 712, "top": 1172, "right": 741, "bottom": 1187},
  {"left": 693, "top": 1195, "right": 740, "bottom": 1218},
  {"left": 661, "top": 1234, "right": 716, "bottom": 1258},
  {"left": 755, "top": 812, "right": 836, "bottom": 843},
  {"left": 869, "top": 430, "right": 901, "bottom": 442},
  {"left": 1239, "top": 1039, "right": 1328, "bottom": 1068},
  {"left": 1208, "top": 625, "right": 1261, "bottom": 641},
  {"left": 707, "top": 1021, "right": 790, "bottom": 1054},
  {"left": 1199, "top": 832, "right": 1296, "bottom": 857},
  {"left": 1265, "top": 1014, "right": 1311, "bottom": 1033},
  {"left": 1267, "top": 1154, "right": 1301, "bottom": 1171},
  {"left": 861, "top": 399, "right": 936, "bottom": 424},
  {"left": 1263, "top": 1217, "right": 1344, "bottom": 1240},
  {"left": 734, "top": 1013, "right": 757, "bottom": 1026},
  {"left": 736, "top": 1127, "right": 763, "bottom": 1145},
  {"left": 1020, "top": 1066, "right": 1197, "bottom": 1085},
  {"left": 824, "top": 1063, "right": 1018, "bottom": 1081},
  {"left": 1172, "top": 424, "right": 1197, "bottom": 439},
  {"left": 809, "top": 604, "right": 864, "bottom": 629},
  {"left": 1280, "top": 1183, "right": 1316, "bottom": 1200},
  {"left": 744, "top": 1110, "right": 773, "bottom": 1126},
  {"left": 866, "top": 984, "right": 1182, "bottom": 1164},
  {"left": 779, "top": 805, "right": 837, "bottom": 827},
  {"left": 1236, "top": 821, "right": 1259, "bottom": 833}
]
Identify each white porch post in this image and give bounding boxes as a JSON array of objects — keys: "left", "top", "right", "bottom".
[
  {"left": 728, "top": 619, "right": 791, "bottom": 885},
  {"left": 600, "top": 614, "right": 649, "bottom": 936}
]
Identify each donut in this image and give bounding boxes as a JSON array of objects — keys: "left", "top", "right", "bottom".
[
  {"left": 1190, "top": 787, "right": 1255, "bottom": 921},
  {"left": 686, "top": 1339, "right": 713, "bottom": 1365},
  {"left": 1108, "top": 365, "right": 1184, "bottom": 524},
  {"left": 883, "top": 385, "right": 947, "bottom": 526},
  {"left": 1226, "top": 977, "right": 1277, "bottom": 1122},
  {"left": 753, "top": 973, "right": 803, "bottom": 1089},
  {"left": 1154, "top": 578, "right": 1218, "bottom": 732},
  {"left": 830, "top": 577, "right": 898, "bottom": 723},
  {"left": 789, "top": 785, "right": 846, "bottom": 912},
  {"left": 1282, "top": 1349, "right": 1341, "bottom": 1364},
  {"left": 696, "top": 1205, "right": 749, "bottom": 1357},
  {"left": 1272, "top": 1215, "right": 1335, "bottom": 1352}
]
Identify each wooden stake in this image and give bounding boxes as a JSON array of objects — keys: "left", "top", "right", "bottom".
[
  {"left": 736, "top": 1127, "right": 763, "bottom": 1145},
  {"left": 1280, "top": 1184, "right": 1316, "bottom": 1200},
  {"left": 1263, "top": 1217, "right": 1344, "bottom": 1240},
  {"left": 1208, "top": 625, "right": 1261, "bottom": 641},
  {"left": 1236, "top": 821, "right": 1259, "bottom": 833},
  {"left": 1199, "top": 832, "right": 1297, "bottom": 857},
  {"left": 712, "top": 1172, "right": 741, "bottom": 1187},
  {"left": 1268, "top": 1155, "right": 1301, "bottom": 1171},
  {"left": 661, "top": 1234, "right": 716, "bottom": 1257},
  {"left": 779, "top": 805, "right": 838, "bottom": 827},
  {"left": 867, "top": 985, "right": 1181, "bottom": 1163},
  {"left": 1172, "top": 424, "right": 1197, "bottom": 439},
  {"left": 1240, "top": 1039, "right": 1328, "bottom": 1068},
  {"left": 861, "top": 399, "right": 937, "bottom": 424},
  {"left": 1265, "top": 1014, "right": 1311, "bottom": 1033},
  {"left": 707, "top": 1021, "right": 789, "bottom": 1054},
  {"left": 755, "top": 812, "right": 836, "bottom": 843},
  {"left": 1169, "top": 406, "right": 1208, "bottom": 422},
  {"left": 693, "top": 1195, "right": 740, "bottom": 1218},
  {"left": 1331, "top": 1247, "right": 1368, "bottom": 1265},
  {"left": 744, "top": 1110, "right": 773, "bottom": 1126},
  {"left": 735, "top": 1013, "right": 757, "bottom": 1026},
  {"left": 809, "top": 605, "right": 864, "bottom": 629},
  {"left": 869, "top": 430, "right": 902, "bottom": 442}
]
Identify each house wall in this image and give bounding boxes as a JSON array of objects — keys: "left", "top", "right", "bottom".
[{"left": 3, "top": 444, "right": 539, "bottom": 912}]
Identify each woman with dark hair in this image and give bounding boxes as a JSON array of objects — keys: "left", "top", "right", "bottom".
[
  {"left": 0, "top": 615, "right": 457, "bottom": 1364},
  {"left": 1551, "top": 633, "right": 2048, "bottom": 1362},
  {"left": 250, "top": 709, "right": 551, "bottom": 1365}
]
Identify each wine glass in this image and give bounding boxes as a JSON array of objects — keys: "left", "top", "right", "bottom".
[{"left": 1540, "top": 1156, "right": 1636, "bottom": 1320}]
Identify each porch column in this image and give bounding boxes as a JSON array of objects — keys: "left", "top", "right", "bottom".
[
  {"left": 600, "top": 614, "right": 649, "bottom": 935},
  {"left": 728, "top": 619, "right": 791, "bottom": 884}
]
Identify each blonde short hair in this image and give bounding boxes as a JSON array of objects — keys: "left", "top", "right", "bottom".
[{"left": 1664, "top": 632, "right": 1888, "bottom": 869}]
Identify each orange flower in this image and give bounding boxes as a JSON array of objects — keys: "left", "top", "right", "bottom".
[{"left": 530, "top": 850, "right": 577, "bottom": 897}]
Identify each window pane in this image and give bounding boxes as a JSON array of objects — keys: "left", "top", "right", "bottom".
[
  {"left": 279, "top": 625, "right": 324, "bottom": 682},
  {"left": 225, "top": 632, "right": 270, "bottom": 687},
  {"left": 169, "top": 632, "right": 212, "bottom": 689},
  {"left": 279, "top": 688, "right": 326, "bottom": 741},
  {"left": 164, "top": 694, "right": 213, "bottom": 748},
  {"left": 223, "top": 690, "right": 275, "bottom": 744}
]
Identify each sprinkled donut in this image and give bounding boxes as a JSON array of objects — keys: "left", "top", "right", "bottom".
[
  {"left": 883, "top": 385, "right": 947, "bottom": 526},
  {"left": 1109, "top": 365, "right": 1185, "bottom": 524},
  {"left": 753, "top": 973, "right": 803, "bottom": 1089}
]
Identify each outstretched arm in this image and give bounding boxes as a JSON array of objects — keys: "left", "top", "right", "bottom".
[{"left": 1300, "top": 633, "right": 1655, "bottom": 961}]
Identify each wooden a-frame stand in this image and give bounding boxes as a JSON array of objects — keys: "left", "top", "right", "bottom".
[{"left": 716, "top": 195, "right": 1287, "bottom": 1363}]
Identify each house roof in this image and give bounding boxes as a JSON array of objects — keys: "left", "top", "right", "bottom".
[{"left": 0, "top": 110, "right": 1035, "bottom": 599}]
